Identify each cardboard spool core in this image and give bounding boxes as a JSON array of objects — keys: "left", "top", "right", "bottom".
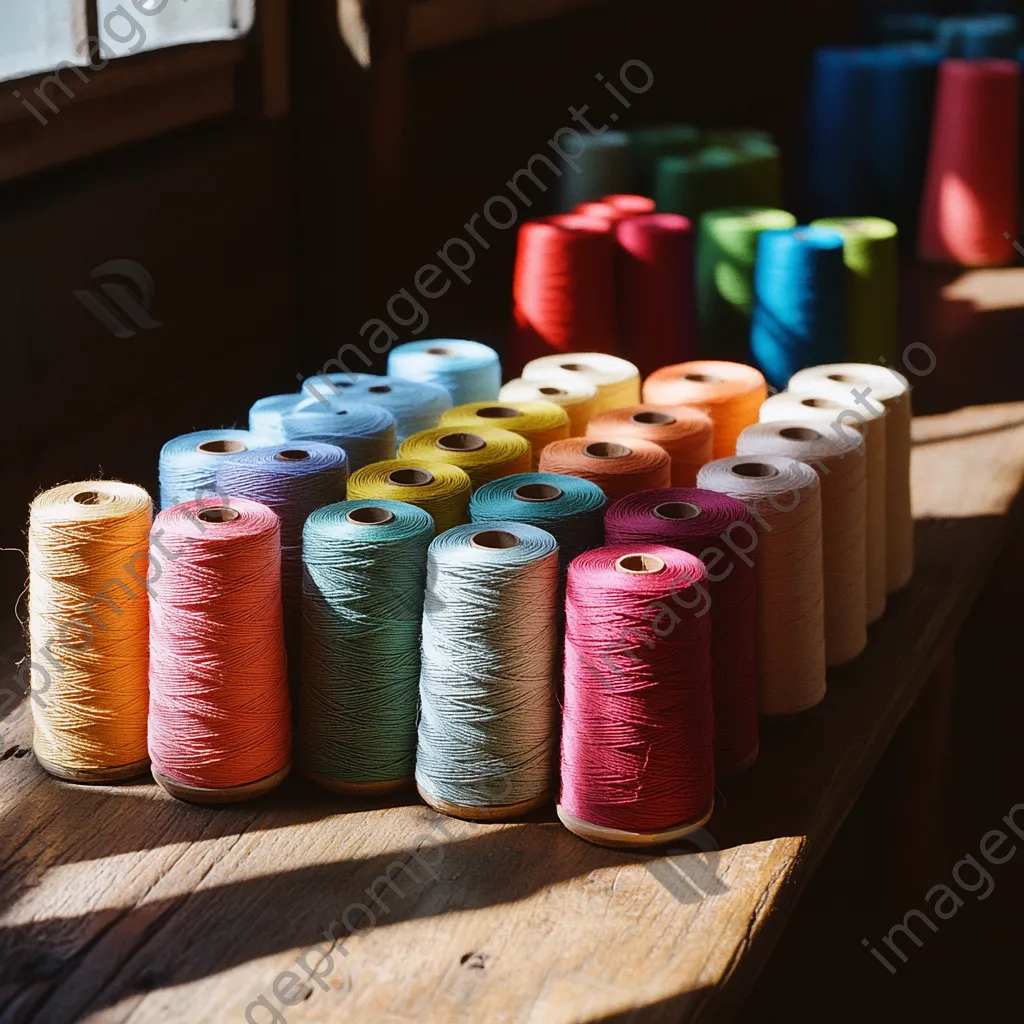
[
  {"left": 435, "top": 432, "right": 486, "bottom": 452},
  {"left": 615, "top": 553, "right": 666, "bottom": 575},
  {"left": 197, "top": 439, "right": 247, "bottom": 456},
  {"left": 425, "top": 347, "right": 452, "bottom": 356},
  {"left": 335, "top": 409, "right": 349, "bottom": 416},
  {"left": 584, "top": 441, "right": 632, "bottom": 460},
  {"left": 471, "top": 530, "right": 520, "bottom": 550},
  {"left": 197, "top": 507, "right": 241, "bottom": 524},
  {"left": 513, "top": 483, "right": 563, "bottom": 503},
  {"left": 653, "top": 501, "right": 702, "bottom": 521},
  {"left": 800, "top": 397, "right": 842, "bottom": 411},
  {"left": 72, "top": 489, "right": 114, "bottom": 506},
  {"left": 275, "top": 449, "right": 310, "bottom": 462},
  {"left": 779, "top": 426, "right": 823, "bottom": 442},
  {"left": 683, "top": 373, "right": 720, "bottom": 384},
  {"left": 827, "top": 373, "right": 861, "bottom": 384},
  {"left": 387, "top": 468, "right": 434, "bottom": 487},
  {"left": 631, "top": 410, "right": 676, "bottom": 427},
  {"left": 731, "top": 462, "right": 780, "bottom": 479},
  {"left": 476, "top": 406, "right": 520, "bottom": 419},
  {"left": 559, "top": 362, "right": 588, "bottom": 372},
  {"left": 367, "top": 385, "right": 392, "bottom": 394},
  {"left": 538, "top": 386, "right": 568, "bottom": 397},
  {"left": 347, "top": 506, "right": 395, "bottom": 526}
]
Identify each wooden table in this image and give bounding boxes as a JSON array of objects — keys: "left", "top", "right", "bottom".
[{"left": 2, "top": 395, "right": 1023, "bottom": 1024}]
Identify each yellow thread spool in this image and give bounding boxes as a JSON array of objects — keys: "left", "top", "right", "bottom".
[
  {"left": 347, "top": 459, "right": 472, "bottom": 533},
  {"left": 499, "top": 377, "right": 600, "bottom": 437},
  {"left": 440, "top": 401, "right": 570, "bottom": 470},
  {"left": 398, "top": 426, "right": 531, "bottom": 490}
]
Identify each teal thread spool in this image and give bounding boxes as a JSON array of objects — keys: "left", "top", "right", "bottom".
[
  {"left": 298, "top": 499, "right": 434, "bottom": 794},
  {"left": 630, "top": 123, "right": 702, "bottom": 195},
  {"left": 416, "top": 522, "right": 560, "bottom": 820},
  {"left": 560, "top": 131, "right": 633, "bottom": 212}
]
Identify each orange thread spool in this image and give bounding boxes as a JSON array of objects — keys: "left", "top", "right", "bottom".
[{"left": 538, "top": 437, "right": 672, "bottom": 503}]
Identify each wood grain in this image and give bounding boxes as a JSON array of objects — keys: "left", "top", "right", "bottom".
[{"left": 1, "top": 401, "right": 1022, "bottom": 1024}]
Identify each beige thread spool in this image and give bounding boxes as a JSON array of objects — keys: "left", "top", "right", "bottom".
[
  {"left": 520, "top": 352, "right": 642, "bottom": 413},
  {"left": 737, "top": 421, "right": 867, "bottom": 666},
  {"left": 697, "top": 455, "right": 826, "bottom": 717},
  {"left": 789, "top": 363, "right": 913, "bottom": 592},
  {"left": 500, "top": 376, "right": 600, "bottom": 437},
  {"left": 760, "top": 388, "right": 888, "bottom": 625}
]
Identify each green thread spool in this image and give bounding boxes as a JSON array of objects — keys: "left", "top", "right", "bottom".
[
  {"left": 810, "top": 217, "right": 900, "bottom": 365},
  {"left": 698, "top": 206, "right": 798, "bottom": 360},
  {"left": 298, "top": 499, "right": 434, "bottom": 793},
  {"left": 630, "top": 123, "right": 702, "bottom": 195},
  {"left": 730, "top": 139, "right": 784, "bottom": 210},
  {"left": 704, "top": 128, "right": 775, "bottom": 149},
  {"left": 654, "top": 147, "right": 740, "bottom": 222}
]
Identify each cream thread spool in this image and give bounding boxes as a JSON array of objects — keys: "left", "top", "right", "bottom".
[
  {"left": 500, "top": 377, "right": 600, "bottom": 436},
  {"left": 520, "top": 352, "right": 642, "bottom": 413},
  {"left": 697, "top": 455, "right": 827, "bottom": 717},
  {"left": 737, "top": 421, "right": 868, "bottom": 666}
]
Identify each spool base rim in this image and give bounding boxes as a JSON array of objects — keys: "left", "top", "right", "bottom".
[
  {"left": 761, "top": 688, "right": 827, "bottom": 723},
  {"left": 556, "top": 802, "right": 714, "bottom": 849},
  {"left": 417, "top": 783, "right": 548, "bottom": 822},
  {"left": 153, "top": 764, "right": 291, "bottom": 805},
  {"left": 302, "top": 771, "right": 413, "bottom": 797},
  {"left": 716, "top": 746, "right": 759, "bottom": 779},
  {"left": 34, "top": 751, "right": 151, "bottom": 784},
  {"left": 826, "top": 636, "right": 869, "bottom": 669}
]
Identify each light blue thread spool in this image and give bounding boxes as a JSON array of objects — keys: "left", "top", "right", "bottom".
[
  {"left": 281, "top": 403, "right": 396, "bottom": 472},
  {"left": 249, "top": 394, "right": 307, "bottom": 442},
  {"left": 416, "top": 521, "right": 560, "bottom": 818},
  {"left": 158, "top": 429, "right": 272, "bottom": 511},
  {"left": 388, "top": 339, "right": 501, "bottom": 406}
]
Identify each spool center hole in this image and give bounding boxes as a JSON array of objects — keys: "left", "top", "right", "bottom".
[
  {"left": 732, "top": 462, "right": 780, "bottom": 479},
  {"left": 72, "top": 490, "right": 113, "bottom": 506},
  {"left": 435, "top": 432, "right": 486, "bottom": 452},
  {"left": 683, "top": 373, "right": 720, "bottom": 384},
  {"left": 800, "top": 398, "right": 840, "bottom": 410},
  {"left": 197, "top": 439, "right": 247, "bottom": 456},
  {"left": 779, "top": 427, "right": 823, "bottom": 442},
  {"left": 471, "top": 530, "right": 520, "bottom": 550},
  {"left": 276, "top": 449, "right": 310, "bottom": 462},
  {"left": 425, "top": 347, "right": 451, "bottom": 356},
  {"left": 513, "top": 483, "right": 564, "bottom": 503},
  {"left": 654, "top": 501, "right": 702, "bottom": 521},
  {"left": 387, "top": 468, "right": 435, "bottom": 487},
  {"left": 476, "top": 406, "right": 520, "bottom": 419},
  {"left": 615, "top": 553, "right": 666, "bottom": 575},
  {"left": 559, "top": 363, "right": 588, "bottom": 372},
  {"left": 584, "top": 441, "right": 632, "bottom": 459},
  {"left": 827, "top": 373, "right": 860, "bottom": 384},
  {"left": 368, "top": 385, "right": 392, "bottom": 394},
  {"left": 197, "top": 507, "right": 241, "bottom": 524},
  {"left": 347, "top": 506, "right": 395, "bottom": 526},
  {"left": 538, "top": 387, "right": 568, "bottom": 397},
  {"left": 631, "top": 411, "right": 676, "bottom": 427},
  {"left": 335, "top": 410, "right": 349, "bottom": 416}
]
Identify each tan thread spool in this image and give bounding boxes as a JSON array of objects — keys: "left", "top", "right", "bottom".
[
  {"left": 538, "top": 437, "right": 672, "bottom": 504},
  {"left": 737, "top": 421, "right": 867, "bottom": 666},
  {"left": 789, "top": 363, "right": 913, "bottom": 592},
  {"left": 520, "top": 352, "right": 642, "bottom": 413},
  {"left": 760, "top": 386, "right": 888, "bottom": 624},
  {"left": 585, "top": 404, "right": 714, "bottom": 487},
  {"left": 697, "top": 455, "right": 827, "bottom": 717},
  {"left": 500, "top": 376, "right": 600, "bottom": 437}
]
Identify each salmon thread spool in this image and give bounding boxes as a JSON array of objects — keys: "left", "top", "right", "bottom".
[{"left": 538, "top": 437, "right": 672, "bottom": 504}]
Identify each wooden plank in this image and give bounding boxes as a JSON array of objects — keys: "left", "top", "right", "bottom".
[{"left": 1, "top": 401, "right": 1023, "bottom": 1024}]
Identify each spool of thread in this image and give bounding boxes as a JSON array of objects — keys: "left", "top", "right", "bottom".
[
  {"left": 760, "top": 388, "right": 888, "bottom": 623},
  {"left": 469, "top": 472, "right": 606, "bottom": 570},
  {"left": 615, "top": 213, "right": 700, "bottom": 376},
  {"left": 937, "top": 15, "right": 1020, "bottom": 58},
  {"left": 631, "top": 123, "right": 702, "bottom": 194},
  {"left": 585, "top": 404, "right": 713, "bottom": 487},
  {"left": 249, "top": 394, "right": 306, "bottom": 443},
  {"left": 347, "top": 459, "right": 471, "bottom": 534},
  {"left": 499, "top": 376, "right": 599, "bottom": 437},
  {"left": 697, "top": 456, "right": 827, "bottom": 716},
  {"left": 440, "top": 400, "right": 570, "bottom": 470},
  {"left": 511, "top": 215, "right": 617, "bottom": 371},
  {"left": 521, "top": 352, "right": 641, "bottom": 413},
  {"left": 298, "top": 499, "right": 434, "bottom": 793},
  {"left": 148, "top": 498, "right": 291, "bottom": 802},
  {"left": 281, "top": 402, "right": 396, "bottom": 472},
  {"left": 158, "top": 429, "right": 269, "bottom": 511},
  {"left": 215, "top": 443, "right": 348, "bottom": 679},
  {"left": 918, "top": 59, "right": 1020, "bottom": 266},
  {"left": 750, "top": 226, "right": 847, "bottom": 390},
  {"left": 559, "top": 130, "right": 633, "bottom": 211},
  {"left": 697, "top": 207, "right": 798, "bottom": 362},
  {"left": 811, "top": 217, "right": 899, "bottom": 366},
  {"left": 574, "top": 194, "right": 657, "bottom": 220},
  {"left": 654, "top": 146, "right": 743, "bottom": 222},
  {"left": 28, "top": 482, "right": 152, "bottom": 782},
  {"left": 705, "top": 128, "right": 775, "bottom": 149},
  {"left": 558, "top": 544, "right": 714, "bottom": 847},
  {"left": 604, "top": 490, "right": 758, "bottom": 776},
  {"left": 729, "top": 138, "right": 784, "bottom": 210},
  {"left": 737, "top": 421, "right": 867, "bottom": 666},
  {"left": 642, "top": 359, "right": 767, "bottom": 459},
  {"left": 416, "top": 522, "right": 560, "bottom": 820},
  {"left": 538, "top": 437, "right": 671, "bottom": 503},
  {"left": 299, "top": 373, "right": 452, "bottom": 441},
  {"left": 876, "top": 13, "right": 939, "bottom": 44},
  {"left": 398, "top": 426, "right": 531, "bottom": 490},
  {"left": 790, "top": 363, "right": 913, "bottom": 592},
  {"left": 387, "top": 339, "right": 501, "bottom": 406}
]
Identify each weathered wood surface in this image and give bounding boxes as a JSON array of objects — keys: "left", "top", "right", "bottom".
[{"left": 2, "top": 401, "right": 1023, "bottom": 1024}]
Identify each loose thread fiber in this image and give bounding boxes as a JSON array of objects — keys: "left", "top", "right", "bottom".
[
  {"left": 698, "top": 455, "right": 827, "bottom": 716},
  {"left": 511, "top": 215, "right": 618, "bottom": 371},
  {"left": 697, "top": 207, "right": 798, "bottom": 362},
  {"left": 737, "top": 421, "right": 868, "bottom": 666},
  {"left": 811, "top": 217, "right": 900, "bottom": 365},
  {"left": 29, "top": 481, "right": 152, "bottom": 778},
  {"left": 416, "top": 522, "right": 560, "bottom": 816},
  {"left": 750, "top": 226, "right": 847, "bottom": 390},
  {"left": 148, "top": 498, "right": 291, "bottom": 794},
  {"left": 521, "top": 352, "right": 641, "bottom": 414},
  {"left": 249, "top": 394, "right": 306, "bottom": 443},
  {"left": 762, "top": 385, "right": 888, "bottom": 622},
  {"left": 440, "top": 400, "right": 570, "bottom": 470},
  {"left": 630, "top": 123, "right": 702, "bottom": 195},
  {"left": 299, "top": 373, "right": 452, "bottom": 441},
  {"left": 398, "top": 426, "right": 531, "bottom": 490},
  {"left": 790, "top": 363, "right": 913, "bottom": 592},
  {"left": 559, "top": 544, "right": 714, "bottom": 838},
  {"left": 604, "top": 490, "right": 758, "bottom": 776},
  {"left": 281, "top": 401, "right": 397, "bottom": 472},
  {"left": 299, "top": 500, "right": 434, "bottom": 788},
  {"left": 387, "top": 339, "right": 501, "bottom": 406},
  {"left": 615, "top": 213, "right": 700, "bottom": 376},
  {"left": 574, "top": 194, "right": 657, "bottom": 221},
  {"left": 538, "top": 436, "right": 671, "bottom": 504},
  {"left": 559, "top": 130, "right": 633, "bottom": 211},
  {"left": 585, "top": 404, "right": 714, "bottom": 488},
  {"left": 642, "top": 359, "right": 767, "bottom": 459},
  {"left": 158, "top": 429, "right": 271, "bottom": 511},
  {"left": 499, "top": 376, "right": 600, "bottom": 437},
  {"left": 347, "top": 458, "right": 472, "bottom": 534}
]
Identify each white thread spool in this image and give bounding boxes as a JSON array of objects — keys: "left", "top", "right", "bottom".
[
  {"left": 521, "top": 352, "right": 641, "bottom": 413},
  {"left": 500, "top": 376, "right": 600, "bottom": 436}
]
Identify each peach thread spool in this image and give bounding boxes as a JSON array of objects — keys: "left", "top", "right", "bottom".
[
  {"left": 499, "top": 376, "right": 600, "bottom": 437},
  {"left": 521, "top": 352, "right": 641, "bottom": 414},
  {"left": 148, "top": 497, "right": 291, "bottom": 804},
  {"left": 538, "top": 437, "right": 672, "bottom": 504},
  {"left": 440, "top": 401, "right": 570, "bottom": 471},
  {"left": 642, "top": 360, "right": 767, "bottom": 459},
  {"left": 585, "top": 404, "right": 713, "bottom": 488},
  {"left": 697, "top": 455, "right": 827, "bottom": 717}
]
